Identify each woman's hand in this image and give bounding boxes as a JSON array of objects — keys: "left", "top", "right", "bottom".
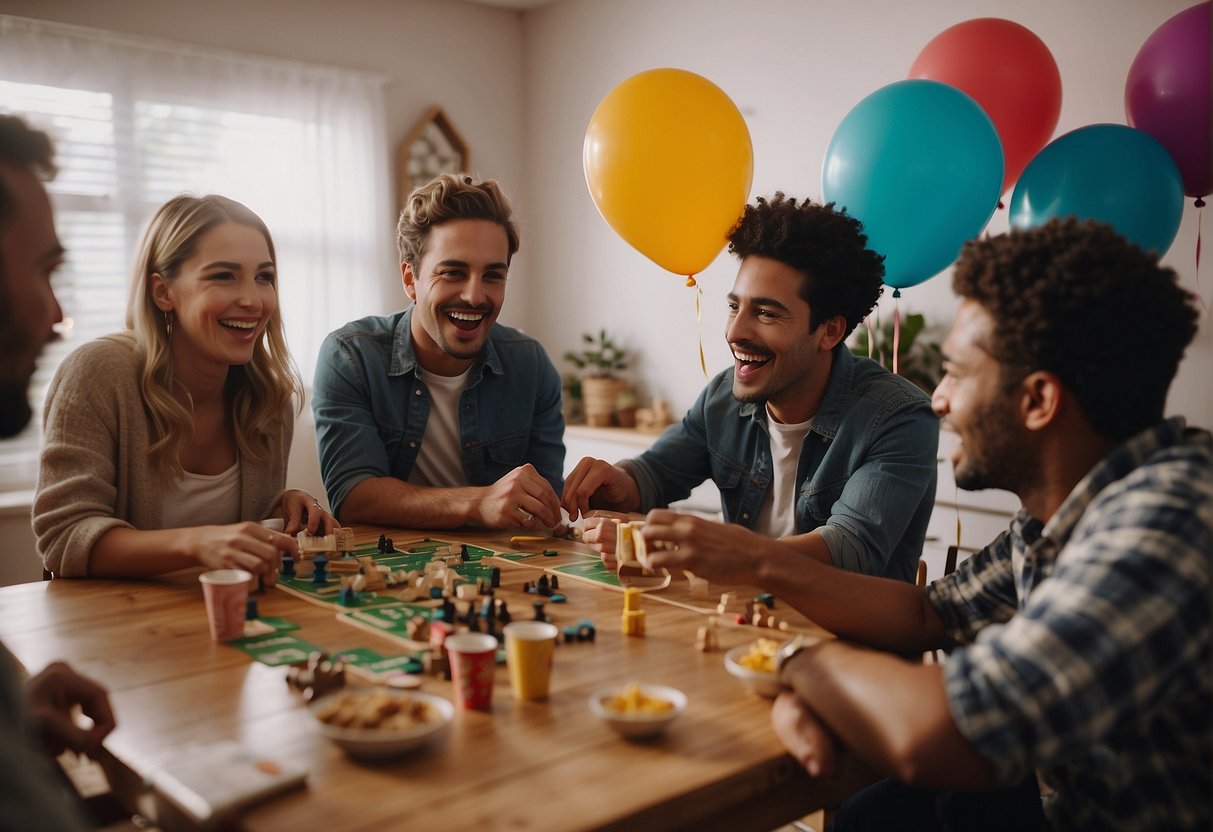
[
  {"left": 180, "top": 522, "right": 295, "bottom": 575},
  {"left": 277, "top": 489, "right": 337, "bottom": 536}
]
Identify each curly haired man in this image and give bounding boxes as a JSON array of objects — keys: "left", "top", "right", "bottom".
[
  {"left": 686, "top": 218, "right": 1207, "bottom": 831},
  {"left": 563, "top": 194, "right": 939, "bottom": 582}
]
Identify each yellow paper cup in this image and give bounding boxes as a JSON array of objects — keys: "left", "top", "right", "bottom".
[{"left": 504, "top": 621, "right": 558, "bottom": 701}]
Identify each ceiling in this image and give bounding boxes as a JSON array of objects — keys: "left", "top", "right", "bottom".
[{"left": 462, "top": 0, "right": 561, "bottom": 9}]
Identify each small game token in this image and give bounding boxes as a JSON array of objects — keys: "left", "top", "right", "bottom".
[
  {"left": 550, "top": 594, "right": 567, "bottom": 603},
  {"left": 386, "top": 673, "right": 423, "bottom": 690}
]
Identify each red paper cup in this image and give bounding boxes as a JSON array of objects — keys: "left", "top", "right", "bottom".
[
  {"left": 444, "top": 633, "right": 498, "bottom": 710},
  {"left": 199, "top": 569, "right": 253, "bottom": 642}
]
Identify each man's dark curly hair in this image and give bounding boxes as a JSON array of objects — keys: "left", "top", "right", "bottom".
[
  {"left": 953, "top": 217, "right": 1198, "bottom": 441},
  {"left": 726, "top": 193, "right": 884, "bottom": 337}
]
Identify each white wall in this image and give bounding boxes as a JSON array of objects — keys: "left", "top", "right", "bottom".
[
  {"left": 0, "top": 0, "right": 532, "bottom": 317},
  {"left": 520, "top": 0, "right": 1210, "bottom": 432}
]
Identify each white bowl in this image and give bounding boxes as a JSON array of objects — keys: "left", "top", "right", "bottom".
[
  {"left": 589, "top": 683, "right": 687, "bottom": 739},
  {"left": 309, "top": 688, "right": 453, "bottom": 760},
  {"left": 724, "top": 643, "right": 784, "bottom": 698}
]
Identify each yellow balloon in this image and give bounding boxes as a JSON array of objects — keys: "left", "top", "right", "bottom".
[{"left": 584, "top": 68, "right": 754, "bottom": 276}]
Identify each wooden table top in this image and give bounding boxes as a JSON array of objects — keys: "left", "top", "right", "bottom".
[{"left": 0, "top": 525, "right": 870, "bottom": 831}]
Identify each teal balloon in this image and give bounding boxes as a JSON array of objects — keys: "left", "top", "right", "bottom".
[
  {"left": 1009, "top": 124, "right": 1183, "bottom": 255},
  {"left": 822, "top": 80, "right": 1003, "bottom": 290}
]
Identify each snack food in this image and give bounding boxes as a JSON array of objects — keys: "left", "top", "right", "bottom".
[
  {"left": 601, "top": 682, "right": 675, "bottom": 715},
  {"left": 312, "top": 689, "right": 436, "bottom": 732},
  {"left": 736, "top": 638, "right": 780, "bottom": 673}
]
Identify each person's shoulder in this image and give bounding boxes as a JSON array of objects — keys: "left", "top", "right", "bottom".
[
  {"left": 325, "top": 312, "right": 401, "bottom": 344},
  {"left": 57, "top": 333, "right": 139, "bottom": 378},
  {"left": 848, "top": 351, "right": 932, "bottom": 408}
]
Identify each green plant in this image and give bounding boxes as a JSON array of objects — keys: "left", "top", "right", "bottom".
[
  {"left": 847, "top": 312, "right": 944, "bottom": 394},
  {"left": 563, "top": 329, "right": 629, "bottom": 378},
  {"left": 615, "top": 388, "right": 639, "bottom": 410}
]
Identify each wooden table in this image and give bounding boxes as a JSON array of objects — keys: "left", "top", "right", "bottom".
[{"left": 0, "top": 525, "right": 871, "bottom": 831}]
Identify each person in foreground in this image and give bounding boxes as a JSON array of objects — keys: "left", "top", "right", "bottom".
[
  {"left": 313, "top": 173, "right": 565, "bottom": 531},
  {"left": 563, "top": 194, "right": 937, "bottom": 582},
  {"left": 34, "top": 193, "right": 335, "bottom": 578},
  {"left": 654, "top": 218, "right": 1210, "bottom": 830},
  {"left": 1, "top": 113, "right": 116, "bottom": 830}
]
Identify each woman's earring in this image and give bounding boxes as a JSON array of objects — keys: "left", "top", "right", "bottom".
[{"left": 164, "top": 311, "right": 173, "bottom": 343}]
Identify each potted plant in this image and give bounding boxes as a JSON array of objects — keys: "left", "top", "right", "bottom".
[
  {"left": 615, "top": 388, "right": 639, "bottom": 428},
  {"left": 847, "top": 312, "right": 944, "bottom": 394},
  {"left": 564, "top": 329, "right": 630, "bottom": 427}
]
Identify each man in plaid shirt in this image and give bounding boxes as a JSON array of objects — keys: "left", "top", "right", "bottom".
[{"left": 642, "top": 217, "right": 1210, "bottom": 830}]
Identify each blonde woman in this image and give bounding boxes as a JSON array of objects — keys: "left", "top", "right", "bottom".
[{"left": 34, "top": 195, "right": 334, "bottom": 578}]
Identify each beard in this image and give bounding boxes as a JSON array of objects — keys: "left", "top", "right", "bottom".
[{"left": 953, "top": 399, "right": 1035, "bottom": 495}]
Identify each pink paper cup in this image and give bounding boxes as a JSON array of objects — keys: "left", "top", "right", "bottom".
[
  {"left": 199, "top": 569, "right": 253, "bottom": 642},
  {"left": 444, "top": 633, "right": 498, "bottom": 710}
]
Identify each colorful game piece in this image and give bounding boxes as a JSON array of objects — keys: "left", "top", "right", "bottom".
[
  {"left": 550, "top": 594, "right": 567, "bottom": 603},
  {"left": 280, "top": 554, "right": 295, "bottom": 579},
  {"left": 562, "top": 625, "right": 578, "bottom": 644},
  {"left": 459, "top": 544, "right": 469, "bottom": 562},
  {"left": 576, "top": 621, "right": 596, "bottom": 642},
  {"left": 755, "top": 592, "right": 776, "bottom": 609},
  {"left": 245, "top": 597, "right": 259, "bottom": 620},
  {"left": 537, "top": 575, "right": 551, "bottom": 596},
  {"left": 550, "top": 575, "right": 559, "bottom": 590},
  {"left": 532, "top": 601, "right": 546, "bottom": 622},
  {"left": 497, "top": 601, "right": 512, "bottom": 625},
  {"left": 543, "top": 549, "right": 558, "bottom": 557},
  {"left": 311, "top": 554, "right": 329, "bottom": 585}
]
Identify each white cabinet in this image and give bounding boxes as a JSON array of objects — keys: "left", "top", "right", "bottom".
[{"left": 562, "top": 425, "right": 722, "bottom": 518}]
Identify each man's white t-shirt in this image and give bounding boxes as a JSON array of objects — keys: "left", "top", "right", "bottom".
[
  {"left": 752, "top": 404, "right": 812, "bottom": 539},
  {"left": 407, "top": 366, "right": 472, "bottom": 488}
]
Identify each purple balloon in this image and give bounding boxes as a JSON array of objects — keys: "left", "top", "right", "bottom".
[{"left": 1125, "top": 2, "right": 1211, "bottom": 198}]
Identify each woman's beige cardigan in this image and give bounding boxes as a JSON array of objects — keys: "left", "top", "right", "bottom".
[{"left": 33, "top": 334, "right": 292, "bottom": 577}]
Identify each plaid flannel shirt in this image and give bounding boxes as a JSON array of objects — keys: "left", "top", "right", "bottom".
[{"left": 927, "top": 418, "right": 1212, "bottom": 830}]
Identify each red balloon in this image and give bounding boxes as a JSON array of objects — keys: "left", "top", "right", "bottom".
[{"left": 910, "top": 18, "right": 1062, "bottom": 195}]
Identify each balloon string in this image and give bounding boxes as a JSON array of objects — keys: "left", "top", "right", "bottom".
[
  {"left": 874, "top": 304, "right": 886, "bottom": 368},
  {"left": 1195, "top": 198, "right": 1207, "bottom": 314},
  {"left": 891, "top": 289, "right": 902, "bottom": 376},
  {"left": 687, "top": 275, "right": 707, "bottom": 378}
]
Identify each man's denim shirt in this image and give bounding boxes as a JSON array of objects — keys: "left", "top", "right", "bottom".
[
  {"left": 622, "top": 345, "right": 938, "bottom": 582},
  {"left": 312, "top": 307, "right": 566, "bottom": 519}
]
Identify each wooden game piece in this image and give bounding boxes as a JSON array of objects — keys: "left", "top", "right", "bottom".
[
  {"left": 406, "top": 615, "right": 430, "bottom": 641},
  {"left": 351, "top": 574, "right": 366, "bottom": 592},
  {"left": 622, "top": 609, "right": 645, "bottom": 637},
  {"left": 696, "top": 616, "right": 719, "bottom": 652},
  {"left": 685, "top": 572, "right": 710, "bottom": 600},
  {"left": 311, "top": 555, "right": 329, "bottom": 585},
  {"left": 717, "top": 591, "right": 735, "bottom": 615},
  {"left": 356, "top": 557, "right": 385, "bottom": 591},
  {"left": 297, "top": 527, "right": 355, "bottom": 557},
  {"left": 455, "top": 583, "right": 477, "bottom": 600}
]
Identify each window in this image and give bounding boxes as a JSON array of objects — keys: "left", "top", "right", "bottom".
[{"left": 0, "top": 15, "right": 392, "bottom": 493}]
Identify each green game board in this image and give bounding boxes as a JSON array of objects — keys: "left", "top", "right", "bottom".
[
  {"left": 550, "top": 559, "right": 624, "bottom": 588},
  {"left": 277, "top": 537, "right": 519, "bottom": 609}
]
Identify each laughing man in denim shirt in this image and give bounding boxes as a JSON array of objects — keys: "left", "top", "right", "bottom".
[
  {"left": 563, "top": 194, "right": 938, "bottom": 583},
  {"left": 313, "top": 175, "right": 564, "bottom": 530}
]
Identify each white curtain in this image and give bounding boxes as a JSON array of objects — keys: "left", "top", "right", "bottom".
[{"left": 0, "top": 14, "right": 393, "bottom": 491}]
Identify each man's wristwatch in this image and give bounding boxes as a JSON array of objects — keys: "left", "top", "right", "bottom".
[{"left": 775, "top": 633, "right": 814, "bottom": 675}]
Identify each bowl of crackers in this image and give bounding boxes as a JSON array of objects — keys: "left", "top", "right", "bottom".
[
  {"left": 724, "top": 638, "right": 784, "bottom": 698},
  {"left": 589, "top": 682, "right": 686, "bottom": 739},
  {"left": 309, "top": 687, "right": 453, "bottom": 760}
]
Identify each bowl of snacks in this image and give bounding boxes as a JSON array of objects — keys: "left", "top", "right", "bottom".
[
  {"left": 724, "top": 638, "right": 784, "bottom": 698},
  {"left": 309, "top": 687, "right": 453, "bottom": 760},
  {"left": 589, "top": 682, "right": 686, "bottom": 739}
]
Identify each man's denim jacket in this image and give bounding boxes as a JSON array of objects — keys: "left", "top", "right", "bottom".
[
  {"left": 622, "top": 346, "right": 938, "bottom": 582},
  {"left": 312, "top": 307, "right": 565, "bottom": 518}
]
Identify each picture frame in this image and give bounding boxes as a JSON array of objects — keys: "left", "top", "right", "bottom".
[{"left": 397, "top": 106, "right": 471, "bottom": 210}]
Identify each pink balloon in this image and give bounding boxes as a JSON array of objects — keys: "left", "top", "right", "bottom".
[{"left": 1125, "top": 2, "right": 1211, "bottom": 198}]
